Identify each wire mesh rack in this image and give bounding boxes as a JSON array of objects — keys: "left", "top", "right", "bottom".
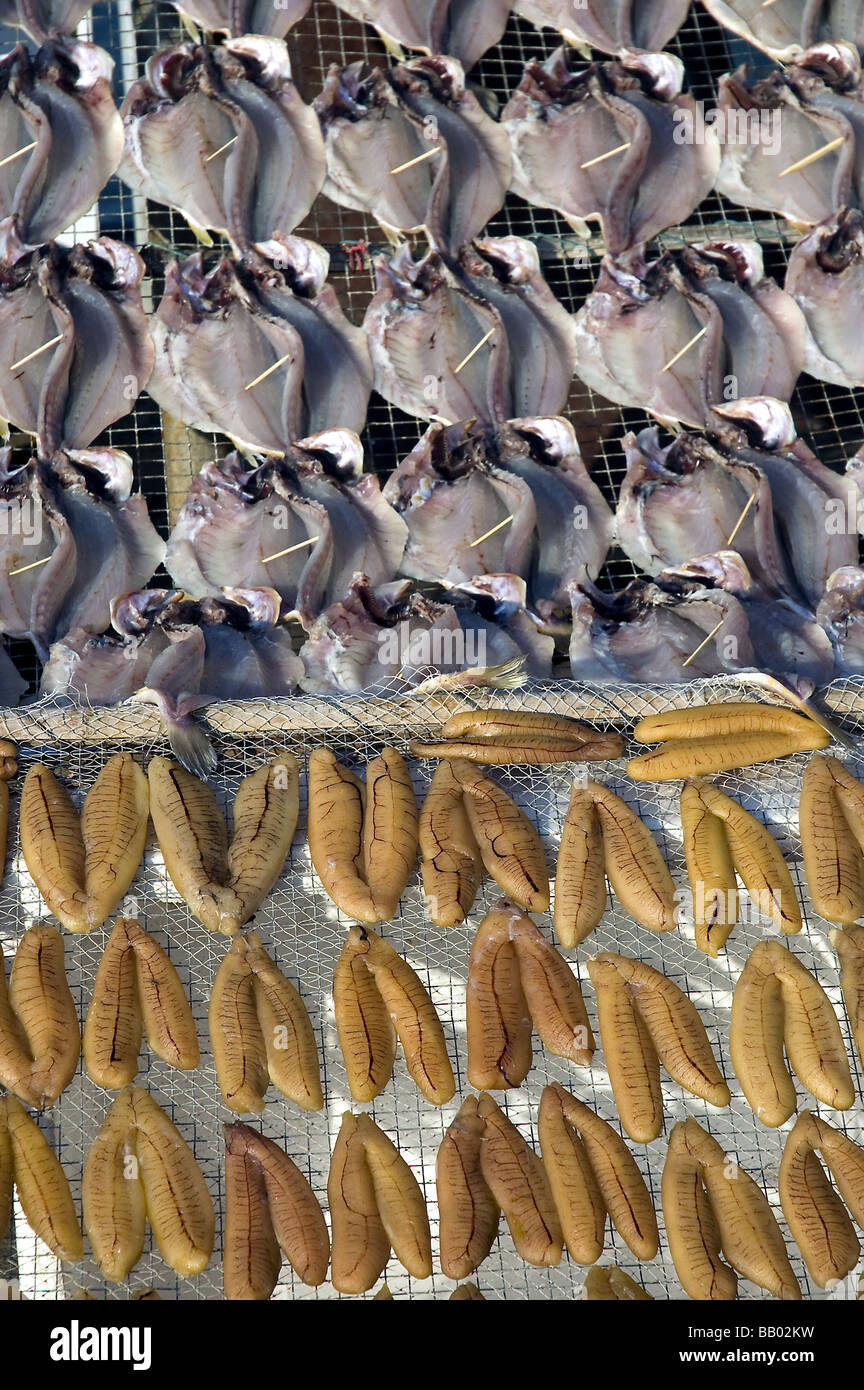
[
  {"left": 2, "top": 675, "right": 864, "bottom": 1302},
  {"left": 2, "top": 2, "right": 864, "bottom": 1303}
]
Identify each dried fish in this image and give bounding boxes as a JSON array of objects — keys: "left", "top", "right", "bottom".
[
  {"left": 503, "top": 49, "right": 719, "bottom": 257},
  {"left": 165, "top": 433, "right": 406, "bottom": 629},
  {"left": 786, "top": 207, "right": 864, "bottom": 386},
  {"left": 573, "top": 243, "right": 806, "bottom": 429},
  {"left": 715, "top": 45, "right": 864, "bottom": 227},
  {"left": 0, "top": 40, "right": 123, "bottom": 265},
  {"left": 699, "top": 1, "right": 864, "bottom": 62},
  {"left": 0, "top": 448, "right": 165, "bottom": 660},
  {"left": 298, "top": 575, "right": 552, "bottom": 695},
  {"left": 40, "top": 589, "right": 303, "bottom": 775},
  {"left": 513, "top": 0, "right": 690, "bottom": 53},
  {"left": 616, "top": 404, "right": 857, "bottom": 609},
  {"left": 817, "top": 566, "right": 864, "bottom": 673},
  {"left": 365, "top": 238, "right": 577, "bottom": 426},
  {"left": 328, "top": 0, "right": 510, "bottom": 72},
  {"left": 148, "top": 241, "right": 372, "bottom": 452},
  {"left": 384, "top": 416, "right": 612, "bottom": 621},
  {"left": 0, "top": 0, "right": 94, "bottom": 44},
  {"left": 119, "top": 38, "right": 325, "bottom": 253},
  {"left": 569, "top": 572, "right": 755, "bottom": 684},
  {"left": 315, "top": 56, "right": 510, "bottom": 253},
  {"left": 0, "top": 238, "right": 153, "bottom": 456},
  {"left": 167, "top": 0, "right": 311, "bottom": 39}
]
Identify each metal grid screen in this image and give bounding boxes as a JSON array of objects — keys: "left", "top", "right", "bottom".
[{"left": 1, "top": 2, "right": 864, "bottom": 1303}]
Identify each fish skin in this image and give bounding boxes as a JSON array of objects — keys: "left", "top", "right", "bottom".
[{"left": 512, "top": 0, "right": 689, "bottom": 53}]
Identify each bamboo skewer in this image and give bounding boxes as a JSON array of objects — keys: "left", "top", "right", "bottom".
[
  {"left": 243, "top": 351, "right": 292, "bottom": 391},
  {"left": 682, "top": 618, "right": 726, "bottom": 669},
  {"left": 660, "top": 325, "right": 708, "bottom": 374},
  {"left": 204, "top": 135, "right": 237, "bottom": 162},
  {"left": 9, "top": 333, "right": 63, "bottom": 372},
  {"left": 778, "top": 135, "right": 844, "bottom": 179},
  {"left": 725, "top": 492, "right": 757, "bottom": 547},
  {"left": 580, "top": 140, "right": 632, "bottom": 170},
  {"left": 0, "top": 140, "right": 37, "bottom": 169},
  {"left": 453, "top": 326, "right": 496, "bottom": 374},
  {"left": 8, "top": 554, "right": 52, "bottom": 577},
  {"left": 469, "top": 514, "right": 513, "bottom": 548},
  {"left": 261, "top": 536, "right": 319, "bottom": 564},
  {"left": 390, "top": 145, "right": 442, "bottom": 175}
]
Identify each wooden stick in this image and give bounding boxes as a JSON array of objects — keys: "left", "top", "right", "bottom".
[
  {"left": 580, "top": 140, "right": 632, "bottom": 170},
  {"left": 390, "top": 145, "right": 442, "bottom": 175},
  {"left": 761, "top": 0, "right": 781, "bottom": 8},
  {"left": 725, "top": 492, "right": 757, "bottom": 547},
  {"left": 0, "top": 140, "right": 37, "bottom": 169},
  {"left": 454, "top": 326, "right": 495, "bottom": 375},
  {"left": 778, "top": 135, "right": 844, "bottom": 179},
  {"left": 682, "top": 618, "right": 725, "bottom": 669},
  {"left": 243, "top": 351, "right": 292, "bottom": 391},
  {"left": 261, "top": 535, "right": 319, "bottom": 564},
  {"left": 9, "top": 333, "right": 63, "bottom": 372},
  {"left": 469, "top": 514, "right": 513, "bottom": 548},
  {"left": 8, "top": 554, "right": 51, "bottom": 577},
  {"left": 204, "top": 135, "right": 237, "bottom": 162},
  {"left": 660, "top": 325, "right": 707, "bottom": 374}
]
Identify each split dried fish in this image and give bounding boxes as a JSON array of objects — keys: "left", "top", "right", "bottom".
[
  {"left": 315, "top": 56, "right": 510, "bottom": 253},
  {"left": 514, "top": 0, "right": 690, "bottom": 53},
  {"left": 0, "top": 40, "right": 123, "bottom": 264},
  {"left": 120, "top": 38, "right": 325, "bottom": 252},
  {"left": 165, "top": 434, "right": 406, "bottom": 630},
  {"left": 148, "top": 240, "right": 372, "bottom": 452},
  {"left": 503, "top": 49, "right": 718, "bottom": 257}
]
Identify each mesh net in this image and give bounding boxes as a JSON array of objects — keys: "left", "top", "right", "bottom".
[
  {"left": 1, "top": 1, "right": 864, "bottom": 1302},
  {"left": 0, "top": 675, "right": 863, "bottom": 1301}
]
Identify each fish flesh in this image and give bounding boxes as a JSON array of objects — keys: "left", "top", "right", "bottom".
[
  {"left": 298, "top": 574, "right": 553, "bottom": 694},
  {"left": 328, "top": 0, "right": 511, "bottom": 72},
  {"left": 166, "top": 0, "right": 311, "bottom": 39},
  {"left": 41, "top": 589, "right": 303, "bottom": 774},
  {"left": 699, "top": 1, "right": 864, "bottom": 62},
  {"left": 0, "top": 238, "right": 153, "bottom": 457},
  {"left": 0, "top": 0, "right": 93, "bottom": 43},
  {"left": 148, "top": 240, "right": 372, "bottom": 452},
  {"left": 715, "top": 45, "right": 864, "bottom": 228},
  {"left": 573, "top": 243, "right": 806, "bottom": 429},
  {"left": 165, "top": 433, "right": 407, "bottom": 629},
  {"left": 364, "top": 238, "right": 577, "bottom": 426},
  {"left": 383, "top": 416, "right": 612, "bottom": 620},
  {"left": 314, "top": 56, "right": 510, "bottom": 254},
  {"left": 119, "top": 39, "right": 325, "bottom": 255},
  {"left": 513, "top": 0, "right": 690, "bottom": 53},
  {"left": 569, "top": 572, "right": 755, "bottom": 683},
  {"left": 0, "top": 448, "right": 165, "bottom": 660},
  {"left": 0, "top": 40, "right": 123, "bottom": 265},
  {"left": 665, "top": 553, "right": 837, "bottom": 688},
  {"left": 616, "top": 402, "right": 857, "bottom": 608},
  {"left": 786, "top": 207, "right": 864, "bottom": 386},
  {"left": 503, "top": 49, "right": 719, "bottom": 257}
]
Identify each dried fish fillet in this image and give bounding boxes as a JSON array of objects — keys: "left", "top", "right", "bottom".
[
  {"left": 315, "top": 56, "right": 510, "bottom": 253},
  {"left": 168, "top": 0, "right": 310, "bottom": 39},
  {"left": 384, "top": 416, "right": 612, "bottom": 620},
  {"left": 165, "top": 435, "right": 406, "bottom": 630},
  {"left": 120, "top": 38, "right": 325, "bottom": 252},
  {"left": 574, "top": 243, "right": 806, "bottom": 430},
  {"left": 0, "top": 449, "right": 165, "bottom": 662},
  {"left": 700, "top": 1, "right": 864, "bottom": 64},
  {"left": 364, "top": 238, "right": 578, "bottom": 427},
  {"left": 0, "top": 238, "right": 153, "bottom": 457},
  {"left": 0, "top": 0, "right": 94, "bottom": 43},
  {"left": 328, "top": 0, "right": 510, "bottom": 71},
  {"left": 514, "top": 0, "right": 690, "bottom": 52},
  {"left": 148, "top": 241, "right": 372, "bottom": 453},
  {"left": 715, "top": 45, "right": 864, "bottom": 227},
  {"left": 503, "top": 50, "right": 718, "bottom": 257},
  {"left": 0, "top": 40, "right": 123, "bottom": 264},
  {"left": 786, "top": 207, "right": 864, "bottom": 387}
]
